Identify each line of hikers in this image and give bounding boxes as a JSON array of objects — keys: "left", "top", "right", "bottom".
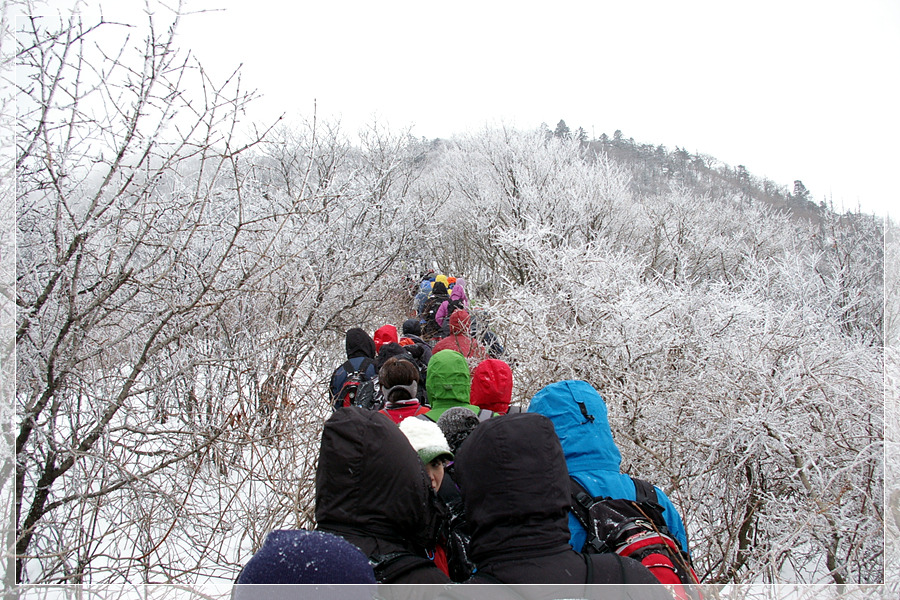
[
  {"left": 328, "top": 275, "right": 509, "bottom": 421},
  {"left": 234, "top": 275, "right": 701, "bottom": 597}
]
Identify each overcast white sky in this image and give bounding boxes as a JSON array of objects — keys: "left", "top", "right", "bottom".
[{"left": 37, "top": 0, "right": 900, "bottom": 217}]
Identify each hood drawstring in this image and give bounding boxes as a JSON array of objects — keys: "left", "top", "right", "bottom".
[{"left": 577, "top": 400, "right": 594, "bottom": 424}]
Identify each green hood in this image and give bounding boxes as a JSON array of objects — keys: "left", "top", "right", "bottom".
[{"left": 425, "top": 350, "right": 475, "bottom": 421}]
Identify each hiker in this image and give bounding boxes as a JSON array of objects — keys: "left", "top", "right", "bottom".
[
  {"left": 328, "top": 327, "right": 377, "bottom": 410},
  {"left": 421, "top": 281, "right": 451, "bottom": 340},
  {"left": 374, "top": 339, "right": 408, "bottom": 370},
  {"left": 424, "top": 350, "right": 492, "bottom": 422},
  {"left": 470, "top": 358, "right": 516, "bottom": 415},
  {"left": 413, "top": 280, "right": 433, "bottom": 316},
  {"left": 400, "top": 412, "right": 475, "bottom": 582},
  {"left": 378, "top": 356, "right": 429, "bottom": 423},
  {"left": 432, "top": 310, "right": 488, "bottom": 361},
  {"left": 435, "top": 281, "right": 469, "bottom": 335},
  {"left": 452, "top": 412, "right": 668, "bottom": 590},
  {"left": 433, "top": 406, "right": 481, "bottom": 582},
  {"left": 376, "top": 341, "right": 431, "bottom": 406},
  {"left": 233, "top": 529, "right": 375, "bottom": 589},
  {"left": 315, "top": 408, "right": 450, "bottom": 584},
  {"left": 527, "top": 380, "right": 695, "bottom": 585}
]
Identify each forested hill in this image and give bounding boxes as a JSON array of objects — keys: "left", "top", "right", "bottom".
[
  {"left": 14, "top": 13, "right": 893, "bottom": 588},
  {"left": 471, "top": 119, "right": 845, "bottom": 222},
  {"left": 583, "top": 128, "right": 824, "bottom": 219}
]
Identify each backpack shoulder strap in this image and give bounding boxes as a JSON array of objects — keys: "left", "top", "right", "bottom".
[
  {"left": 631, "top": 476, "right": 658, "bottom": 505},
  {"left": 359, "top": 357, "right": 375, "bottom": 375},
  {"left": 569, "top": 476, "right": 593, "bottom": 512},
  {"left": 342, "top": 357, "right": 374, "bottom": 376},
  {"left": 627, "top": 476, "right": 676, "bottom": 543},
  {"left": 569, "top": 476, "right": 607, "bottom": 553},
  {"left": 476, "top": 408, "right": 495, "bottom": 422}
]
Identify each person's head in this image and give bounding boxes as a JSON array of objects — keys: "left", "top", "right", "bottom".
[
  {"left": 345, "top": 327, "right": 375, "bottom": 360},
  {"left": 379, "top": 356, "right": 420, "bottom": 403},
  {"left": 425, "top": 350, "right": 472, "bottom": 417},
  {"left": 435, "top": 274, "right": 449, "bottom": 288},
  {"left": 431, "top": 281, "right": 448, "bottom": 296},
  {"left": 453, "top": 413, "right": 571, "bottom": 561},
  {"left": 449, "top": 283, "right": 466, "bottom": 302},
  {"left": 315, "top": 408, "right": 439, "bottom": 551},
  {"left": 235, "top": 529, "right": 375, "bottom": 585},
  {"left": 437, "top": 406, "right": 481, "bottom": 454},
  {"left": 448, "top": 309, "right": 472, "bottom": 336},
  {"left": 373, "top": 324, "right": 399, "bottom": 353},
  {"left": 402, "top": 318, "right": 422, "bottom": 337},
  {"left": 470, "top": 359, "right": 513, "bottom": 414},
  {"left": 526, "top": 379, "right": 621, "bottom": 473},
  {"left": 375, "top": 341, "right": 412, "bottom": 371},
  {"left": 399, "top": 417, "right": 454, "bottom": 491}
]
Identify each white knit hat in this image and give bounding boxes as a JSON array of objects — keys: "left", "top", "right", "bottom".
[{"left": 399, "top": 416, "right": 454, "bottom": 465}]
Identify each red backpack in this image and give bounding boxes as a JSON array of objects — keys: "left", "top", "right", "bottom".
[
  {"left": 570, "top": 476, "right": 702, "bottom": 600},
  {"left": 333, "top": 358, "right": 376, "bottom": 411}
]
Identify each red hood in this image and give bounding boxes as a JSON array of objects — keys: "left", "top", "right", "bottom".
[
  {"left": 448, "top": 310, "right": 472, "bottom": 335},
  {"left": 470, "top": 359, "right": 513, "bottom": 414},
  {"left": 374, "top": 324, "right": 399, "bottom": 352}
]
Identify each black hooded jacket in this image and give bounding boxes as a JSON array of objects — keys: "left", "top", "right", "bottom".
[
  {"left": 328, "top": 328, "right": 378, "bottom": 401},
  {"left": 345, "top": 327, "right": 376, "bottom": 360},
  {"left": 454, "top": 413, "right": 667, "bottom": 589},
  {"left": 315, "top": 408, "right": 450, "bottom": 584}
]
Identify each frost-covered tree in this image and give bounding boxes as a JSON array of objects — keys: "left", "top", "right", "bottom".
[
  {"left": 13, "top": 4, "right": 420, "bottom": 583},
  {"left": 410, "top": 127, "right": 885, "bottom": 585}
]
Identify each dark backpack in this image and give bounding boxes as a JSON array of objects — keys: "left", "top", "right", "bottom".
[
  {"left": 421, "top": 294, "right": 449, "bottom": 339},
  {"left": 333, "top": 358, "right": 376, "bottom": 411},
  {"left": 353, "top": 377, "right": 383, "bottom": 411},
  {"left": 570, "top": 476, "right": 702, "bottom": 599}
]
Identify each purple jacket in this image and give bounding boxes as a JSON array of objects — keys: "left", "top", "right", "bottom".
[{"left": 436, "top": 284, "right": 469, "bottom": 328}]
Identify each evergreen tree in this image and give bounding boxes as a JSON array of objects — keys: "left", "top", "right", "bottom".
[
  {"left": 792, "top": 179, "right": 810, "bottom": 202},
  {"left": 575, "top": 127, "right": 587, "bottom": 143}
]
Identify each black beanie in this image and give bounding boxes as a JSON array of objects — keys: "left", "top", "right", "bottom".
[{"left": 437, "top": 406, "right": 481, "bottom": 454}]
